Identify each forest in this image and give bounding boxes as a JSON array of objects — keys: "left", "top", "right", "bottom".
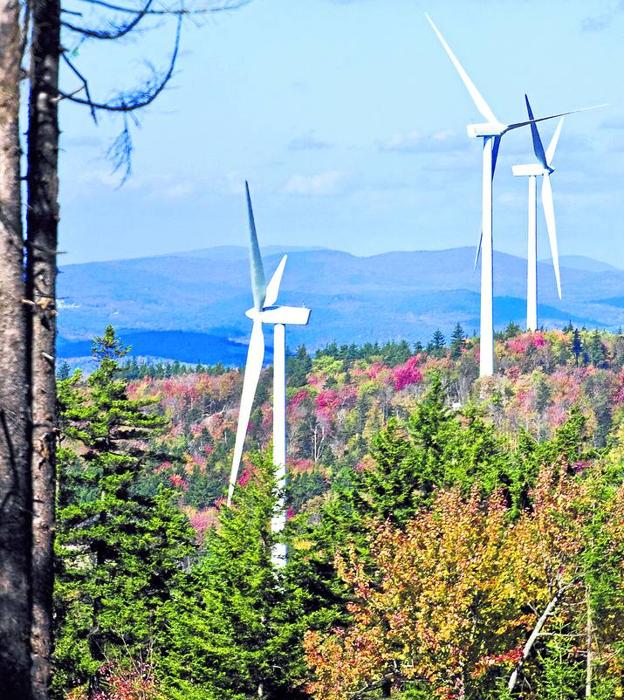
[{"left": 51, "top": 323, "right": 624, "bottom": 698}]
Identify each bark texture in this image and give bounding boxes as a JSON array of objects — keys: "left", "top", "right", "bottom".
[
  {"left": 0, "top": 0, "right": 33, "bottom": 696},
  {"left": 27, "top": 0, "right": 61, "bottom": 697}
]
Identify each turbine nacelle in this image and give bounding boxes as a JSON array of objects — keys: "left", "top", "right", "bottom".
[
  {"left": 245, "top": 305, "right": 311, "bottom": 325},
  {"left": 512, "top": 164, "right": 553, "bottom": 177},
  {"left": 467, "top": 122, "right": 507, "bottom": 138}
]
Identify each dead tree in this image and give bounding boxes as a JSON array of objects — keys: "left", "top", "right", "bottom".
[
  {"left": 0, "top": 0, "right": 34, "bottom": 697},
  {"left": 26, "top": 1, "right": 61, "bottom": 697},
  {"left": 22, "top": 0, "right": 250, "bottom": 697}
]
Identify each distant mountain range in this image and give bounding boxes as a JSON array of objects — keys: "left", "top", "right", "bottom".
[{"left": 57, "top": 246, "right": 624, "bottom": 365}]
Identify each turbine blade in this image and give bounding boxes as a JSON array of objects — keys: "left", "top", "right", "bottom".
[
  {"left": 264, "top": 255, "right": 287, "bottom": 307},
  {"left": 425, "top": 14, "right": 498, "bottom": 123},
  {"left": 474, "top": 134, "right": 498, "bottom": 273},
  {"left": 541, "top": 175, "right": 562, "bottom": 300},
  {"left": 525, "top": 95, "right": 549, "bottom": 170},
  {"left": 506, "top": 103, "right": 607, "bottom": 132},
  {"left": 545, "top": 117, "right": 564, "bottom": 166},
  {"left": 474, "top": 231, "right": 483, "bottom": 271},
  {"left": 245, "top": 181, "right": 266, "bottom": 310},
  {"left": 227, "top": 320, "right": 265, "bottom": 505},
  {"left": 491, "top": 135, "right": 501, "bottom": 178}
]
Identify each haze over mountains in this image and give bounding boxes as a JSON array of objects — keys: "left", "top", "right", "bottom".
[{"left": 57, "top": 246, "right": 624, "bottom": 366}]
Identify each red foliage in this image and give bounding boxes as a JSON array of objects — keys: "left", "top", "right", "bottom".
[
  {"left": 506, "top": 331, "right": 548, "bottom": 355},
  {"left": 90, "top": 659, "right": 159, "bottom": 700},
  {"left": 169, "top": 473, "right": 188, "bottom": 491},
  {"left": 392, "top": 356, "right": 423, "bottom": 391}
]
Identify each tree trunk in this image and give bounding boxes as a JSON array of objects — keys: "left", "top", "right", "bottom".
[
  {"left": 508, "top": 585, "right": 567, "bottom": 693},
  {"left": 585, "top": 588, "right": 592, "bottom": 699},
  {"left": 0, "top": 0, "right": 33, "bottom": 696},
  {"left": 27, "top": 0, "right": 60, "bottom": 697}
]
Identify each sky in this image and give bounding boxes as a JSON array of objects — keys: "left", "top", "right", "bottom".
[{"left": 58, "top": 0, "right": 624, "bottom": 265}]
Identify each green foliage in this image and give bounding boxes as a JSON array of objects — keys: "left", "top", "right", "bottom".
[
  {"left": 161, "top": 454, "right": 328, "bottom": 699},
  {"left": 53, "top": 326, "right": 195, "bottom": 696},
  {"left": 287, "top": 346, "right": 313, "bottom": 387},
  {"left": 450, "top": 322, "right": 466, "bottom": 359},
  {"left": 426, "top": 329, "right": 446, "bottom": 357}
]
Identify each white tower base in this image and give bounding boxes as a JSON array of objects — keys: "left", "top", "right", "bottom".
[
  {"left": 526, "top": 175, "right": 538, "bottom": 331},
  {"left": 480, "top": 136, "right": 494, "bottom": 377},
  {"left": 271, "top": 323, "right": 287, "bottom": 567}
]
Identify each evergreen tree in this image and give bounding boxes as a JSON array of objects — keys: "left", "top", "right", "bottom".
[
  {"left": 450, "top": 322, "right": 467, "bottom": 359},
  {"left": 588, "top": 329, "right": 607, "bottom": 367},
  {"left": 427, "top": 329, "right": 446, "bottom": 358},
  {"left": 287, "top": 345, "right": 312, "bottom": 387},
  {"left": 503, "top": 321, "right": 522, "bottom": 339},
  {"left": 572, "top": 328, "right": 583, "bottom": 366},
  {"left": 53, "top": 326, "right": 195, "bottom": 696},
  {"left": 56, "top": 360, "right": 71, "bottom": 380},
  {"left": 162, "top": 454, "right": 318, "bottom": 699}
]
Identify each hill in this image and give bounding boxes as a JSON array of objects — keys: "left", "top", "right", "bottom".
[{"left": 57, "top": 246, "right": 624, "bottom": 364}]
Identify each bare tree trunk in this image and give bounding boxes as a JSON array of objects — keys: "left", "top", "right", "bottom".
[
  {"left": 0, "top": 0, "right": 33, "bottom": 696},
  {"left": 585, "top": 588, "right": 592, "bottom": 699},
  {"left": 508, "top": 586, "right": 567, "bottom": 693},
  {"left": 26, "top": 1, "right": 60, "bottom": 697}
]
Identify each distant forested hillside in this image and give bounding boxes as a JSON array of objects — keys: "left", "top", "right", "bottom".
[{"left": 57, "top": 247, "right": 624, "bottom": 367}]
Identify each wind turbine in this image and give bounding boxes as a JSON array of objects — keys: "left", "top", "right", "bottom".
[
  {"left": 513, "top": 96, "right": 564, "bottom": 331},
  {"left": 425, "top": 14, "right": 599, "bottom": 377},
  {"left": 227, "top": 182, "right": 311, "bottom": 566}
]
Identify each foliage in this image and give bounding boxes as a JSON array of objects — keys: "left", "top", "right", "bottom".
[{"left": 53, "top": 326, "right": 195, "bottom": 697}]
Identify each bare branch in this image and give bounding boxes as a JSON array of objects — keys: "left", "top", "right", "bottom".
[
  {"left": 59, "top": 12, "right": 181, "bottom": 114},
  {"left": 61, "top": 53, "right": 98, "bottom": 123},
  {"left": 67, "top": 0, "right": 250, "bottom": 17},
  {"left": 61, "top": 0, "right": 155, "bottom": 40},
  {"left": 107, "top": 116, "right": 134, "bottom": 184}
]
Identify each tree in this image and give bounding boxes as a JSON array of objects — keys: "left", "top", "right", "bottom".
[
  {"left": 53, "top": 326, "right": 194, "bottom": 696},
  {"left": 0, "top": 0, "right": 33, "bottom": 696},
  {"left": 450, "top": 322, "right": 466, "bottom": 359},
  {"left": 161, "top": 454, "right": 297, "bottom": 699},
  {"left": 588, "top": 330, "right": 606, "bottom": 367},
  {"left": 287, "top": 345, "right": 312, "bottom": 387},
  {"left": 427, "top": 329, "right": 446, "bottom": 358},
  {"left": 2, "top": 2, "right": 251, "bottom": 694},
  {"left": 305, "top": 489, "right": 526, "bottom": 700},
  {"left": 503, "top": 321, "right": 522, "bottom": 339},
  {"left": 27, "top": 6, "right": 61, "bottom": 694},
  {"left": 572, "top": 329, "right": 583, "bottom": 367}
]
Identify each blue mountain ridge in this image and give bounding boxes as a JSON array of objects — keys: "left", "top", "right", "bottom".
[{"left": 57, "top": 246, "right": 623, "bottom": 366}]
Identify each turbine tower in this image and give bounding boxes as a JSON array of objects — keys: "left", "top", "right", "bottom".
[
  {"left": 512, "top": 96, "right": 564, "bottom": 331},
  {"left": 426, "top": 14, "right": 595, "bottom": 377},
  {"left": 228, "top": 182, "right": 311, "bottom": 566}
]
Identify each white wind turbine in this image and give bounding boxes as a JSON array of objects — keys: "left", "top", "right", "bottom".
[
  {"left": 227, "top": 182, "right": 311, "bottom": 566},
  {"left": 426, "top": 14, "right": 600, "bottom": 377},
  {"left": 513, "top": 96, "right": 564, "bottom": 331}
]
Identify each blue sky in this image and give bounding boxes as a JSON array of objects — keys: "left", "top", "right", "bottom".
[{"left": 59, "top": 0, "right": 624, "bottom": 265}]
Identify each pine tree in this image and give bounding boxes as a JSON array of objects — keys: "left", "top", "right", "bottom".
[
  {"left": 450, "top": 322, "right": 467, "bottom": 359},
  {"left": 53, "top": 326, "right": 194, "bottom": 696},
  {"left": 572, "top": 328, "right": 583, "bottom": 367},
  {"left": 427, "top": 329, "right": 446, "bottom": 358},
  {"left": 56, "top": 360, "right": 71, "bottom": 380},
  {"left": 161, "top": 454, "right": 312, "bottom": 699},
  {"left": 287, "top": 345, "right": 312, "bottom": 387},
  {"left": 588, "top": 329, "right": 606, "bottom": 367}
]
